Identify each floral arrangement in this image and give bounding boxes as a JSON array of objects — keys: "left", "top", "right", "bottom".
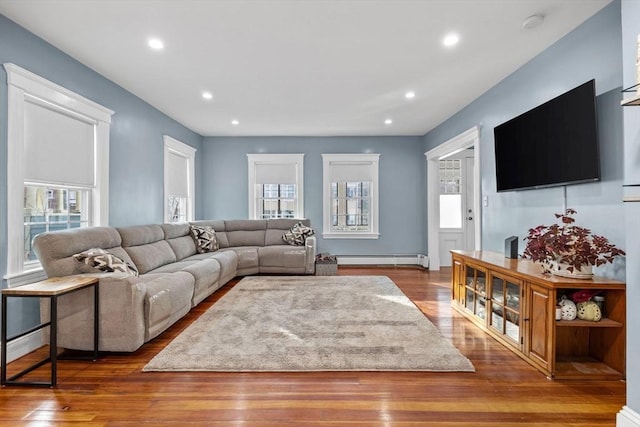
[{"left": 523, "top": 209, "right": 625, "bottom": 274}]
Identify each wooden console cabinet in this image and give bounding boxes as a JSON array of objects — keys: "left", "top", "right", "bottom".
[{"left": 451, "top": 250, "right": 625, "bottom": 380}]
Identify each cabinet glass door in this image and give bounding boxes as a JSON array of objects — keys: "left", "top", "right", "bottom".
[
  {"left": 464, "top": 265, "right": 487, "bottom": 320},
  {"left": 489, "top": 274, "right": 521, "bottom": 344}
]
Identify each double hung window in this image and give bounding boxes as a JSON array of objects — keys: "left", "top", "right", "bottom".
[
  {"left": 247, "top": 154, "right": 304, "bottom": 219},
  {"left": 322, "top": 154, "right": 379, "bottom": 239},
  {"left": 4, "top": 63, "right": 112, "bottom": 284},
  {"left": 164, "top": 136, "right": 196, "bottom": 223}
]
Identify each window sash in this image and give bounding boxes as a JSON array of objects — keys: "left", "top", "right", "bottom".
[
  {"left": 23, "top": 184, "right": 91, "bottom": 264},
  {"left": 330, "top": 182, "right": 371, "bottom": 232},
  {"left": 256, "top": 184, "right": 296, "bottom": 219}
]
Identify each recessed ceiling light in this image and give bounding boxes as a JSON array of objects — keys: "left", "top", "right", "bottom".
[
  {"left": 202, "top": 91, "right": 213, "bottom": 100},
  {"left": 231, "top": 120, "right": 239, "bottom": 126},
  {"left": 405, "top": 91, "right": 416, "bottom": 99},
  {"left": 148, "top": 38, "right": 164, "bottom": 50},
  {"left": 522, "top": 14, "right": 545, "bottom": 30},
  {"left": 442, "top": 33, "right": 459, "bottom": 47},
  {"left": 384, "top": 119, "right": 393, "bottom": 125}
]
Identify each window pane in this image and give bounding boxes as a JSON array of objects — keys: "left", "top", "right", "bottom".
[
  {"left": 24, "top": 185, "right": 90, "bottom": 262},
  {"left": 167, "top": 195, "right": 187, "bottom": 222},
  {"left": 439, "top": 159, "right": 461, "bottom": 194},
  {"left": 440, "top": 194, "right": 462, "bottom": 228}
]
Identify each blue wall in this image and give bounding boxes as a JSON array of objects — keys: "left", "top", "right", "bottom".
[
  {"left": 0, "top": 14, "right": 204, "bottom": 334},
  {"left": 423, "top": 1, "right": 625, "bottom": 280},
  {"left": 202, "top": 136, "right": 426, "bottom": 256}
]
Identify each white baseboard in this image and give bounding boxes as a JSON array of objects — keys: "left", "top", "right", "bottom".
[
  {"left": 1, "top": 330, "right": 43, "bottom": 364},
  {"left": 336, "top": 255, "right": 429, "bottom": 267},
  {"left": 618, "top": 406, "right": 640, "bottom": 427}
]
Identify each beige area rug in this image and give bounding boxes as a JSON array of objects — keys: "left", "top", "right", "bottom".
[{"left": 143, "top": 275, "right": 475, "bottom": 372}]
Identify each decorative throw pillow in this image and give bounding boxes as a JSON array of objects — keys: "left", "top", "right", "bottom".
[
  {"left": 190, "top": 225, "right": 219, "bottom": 253},
  {"left": 282, "top": 222, "right": 315, "bottom": 246},
  {"left": 73, "top": 248, "right": 139, "bottom": 276}
]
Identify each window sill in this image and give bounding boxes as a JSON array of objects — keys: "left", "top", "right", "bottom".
[
  {"left": 322, "top": 232, "right": 380, "bottom": 240},
  {"left": 3, "top": 268, "right": 47, "bottom": 288}
]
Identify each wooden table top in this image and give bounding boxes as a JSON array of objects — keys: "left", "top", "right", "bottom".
[{"left": 2, "top": 276, "right": 99, "bottom": 296}]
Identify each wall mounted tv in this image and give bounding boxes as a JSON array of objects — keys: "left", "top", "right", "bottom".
[{"left": 493, "top": 79, "right": 600, "bottom": 192}]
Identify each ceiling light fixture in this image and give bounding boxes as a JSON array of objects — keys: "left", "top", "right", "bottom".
[
  {"left": 202, "top": 91, "right": 213, "bottom": 100},
  {"left": 405, "top": 91, "right": 416, "bottom": 99},
  {"left": 148, "top": 38, "right": 164, "bottom": 50},
  {"left": 522, "top": 14, "right": 545, "bottom": 30},
  {"left": 384, "top": 119, "right": 393, "bottom": 125},
  {"left": 442, "top": 33, "right": 459, "bottom": 47},
  {"left": 231, "top": 120, "right": 239, "bottom": 126}
]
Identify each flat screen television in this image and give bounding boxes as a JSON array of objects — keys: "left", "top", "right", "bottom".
[{"left": 493, "top": 79, "right": 600, "bottom": 192}]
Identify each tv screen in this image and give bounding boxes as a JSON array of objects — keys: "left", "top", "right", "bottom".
[{"left": 494, "top": 80, "right": 600, "bottom": 192}]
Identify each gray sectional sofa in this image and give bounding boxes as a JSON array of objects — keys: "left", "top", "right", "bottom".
[{"left": 32, "top": 219, "right": 316, "bottom": 352}]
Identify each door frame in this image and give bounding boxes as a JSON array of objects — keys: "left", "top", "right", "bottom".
[{"left": 425, "top": 126, "right": 481, "bottom": 270}]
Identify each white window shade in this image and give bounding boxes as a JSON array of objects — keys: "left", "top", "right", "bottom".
[
  {"left": 255, "top": 163, "right": 297, "bottom": 184},
  {"left": 166, "top": 150, "right": 189, "bottom": 197},
  {"left": 329, "top": 162, "right": 373, "bottom": 182},
  {"left": 24, "top": 99, "right": 95, "bottom": 186}
]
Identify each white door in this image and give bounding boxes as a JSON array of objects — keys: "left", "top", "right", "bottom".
[{"left": 438, "top": 150, "right": 475, "bottom": 266}]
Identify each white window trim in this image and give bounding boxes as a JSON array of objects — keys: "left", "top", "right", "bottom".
[
  {"left": 163, "top": 135, "right": 196, "bottom": 222},
  {"left": 3, "top": 63, "right": 113, "bottom": 285},
  {"left": 247, "top": 153, "right": 305, "bottom": 219},
  {"left": 322, "top": 153, "right": 380, "bottom": 239}
]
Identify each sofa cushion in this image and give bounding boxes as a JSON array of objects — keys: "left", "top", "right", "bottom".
[
  {"left": 142, "top": 272, "right": 194, "bottom": 341},
  {"left": 118, "top": 225, "right": 177, "bottom": 274},
  {"left": 190, "top": 225, "right": 219, "bottom": 253},
  {"left": 258, "top": 245, "right": 306, "bottom": 268},
  {"left": 124, "top": 241, "right": 177, "bottom": 275},
  {"left": 161, "top": 223, "right": 197, "bottom": 261},
  {"left": 190, "top": 220, "right": 228, "bottom": 248},
  {"left": 73, "top": 248, "right": 139, "bottom": 276},
  {"left": 223, "top": 247, "right": 259, "bottom": 275},
  {"left": 282, "top": 221, "right": 315, "bottom": 246},
  {"left": 225, "top": 220, "right": 266, "bottom": 247},
  {"left": 265, "top": 218, "right": 311, "bottom": 245}
]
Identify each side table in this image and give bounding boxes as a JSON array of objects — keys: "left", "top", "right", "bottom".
[{"left": 1, "top": 276, "right": 99, "bottom": 387}]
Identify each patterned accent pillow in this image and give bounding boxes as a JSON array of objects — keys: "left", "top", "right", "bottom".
[
  {"left": 190, "top": 225, "right": 219, "bottom": 253},
  {"left": 282, "top": 222, "right": 315, "bottom": 246},
  {"left": 73, "top": 248, "right": 139, "bottom": 276}
]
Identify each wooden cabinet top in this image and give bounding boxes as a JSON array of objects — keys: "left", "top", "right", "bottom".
[{"left": 451, "top": 250, "right": 625, "bottom": 289}]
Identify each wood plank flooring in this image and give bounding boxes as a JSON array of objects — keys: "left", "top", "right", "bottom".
[{"left": 0, "top": 267, "right": 626, "bottom": 426}]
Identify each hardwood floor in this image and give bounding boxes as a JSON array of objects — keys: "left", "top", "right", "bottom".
[{"left": 1, "top": 267, "right": 626, "bottom": 426}]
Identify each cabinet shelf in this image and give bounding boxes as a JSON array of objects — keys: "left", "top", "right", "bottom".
[
  {"left": 555, "top": 357, "right": 623, "bottom": 380},
  {"left": 556, "top": 318, "right": 622, "bottom": 328}
]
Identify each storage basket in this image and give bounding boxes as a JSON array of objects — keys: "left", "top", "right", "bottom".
[{"left": 315, "top": 253, "right": 337, "bottom": 276}]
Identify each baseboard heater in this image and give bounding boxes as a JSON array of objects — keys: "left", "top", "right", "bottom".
[{"left": 336, "top": 254, "right": 429, "bottom": 268}]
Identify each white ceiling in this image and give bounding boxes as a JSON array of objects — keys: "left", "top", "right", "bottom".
[{"left": 0, "top": 0, "right": 612, "bottom": 137}]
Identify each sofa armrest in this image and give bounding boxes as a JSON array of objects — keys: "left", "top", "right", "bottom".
[
  {"left": 305, "top": 236, "right": 317, "bottom": 274},
  {"left": 40, "top": 273, "right": 147, "bottom": 352}
]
